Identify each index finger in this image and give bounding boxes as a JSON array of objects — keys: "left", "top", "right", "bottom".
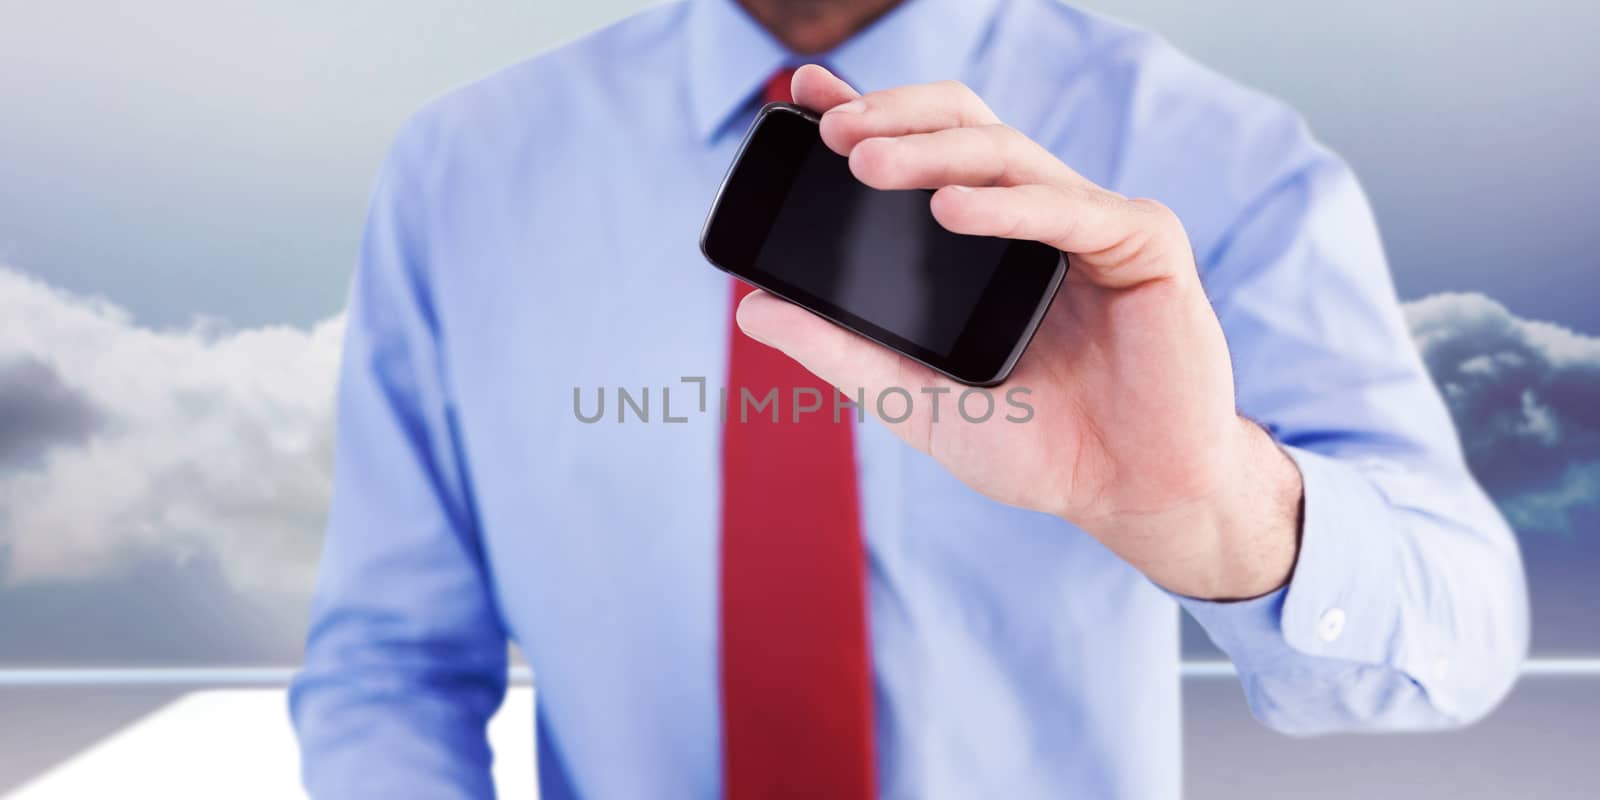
[{"left": 818, "top": 79, "right": 1001, "bottom": 157}]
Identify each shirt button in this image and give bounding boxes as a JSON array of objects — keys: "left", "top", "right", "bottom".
[{"left": 1318, "top": 607, "right": 1346, "bottom": 643}]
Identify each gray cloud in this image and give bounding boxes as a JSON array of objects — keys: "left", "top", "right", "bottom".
[
  {"left": 0, "top": 356, "right": 102, "bottom": 469},
  {"left": 1406, "top": 292, "right": 1600, "bottom": 534},
  {"left": 0, "top": 266, "right": 343, "bottom": 598}
]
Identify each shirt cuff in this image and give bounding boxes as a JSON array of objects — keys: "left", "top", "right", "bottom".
[{"left": 1173, "top": 445, "right": 1411, "bottom": 679}]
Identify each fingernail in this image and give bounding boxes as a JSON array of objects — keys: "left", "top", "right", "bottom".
[
  {"left": 949, "top": 185, "right": 975, "bottom": 193},
  {"left": 829, "top": 99, "right": 865, "bottom": 115}
]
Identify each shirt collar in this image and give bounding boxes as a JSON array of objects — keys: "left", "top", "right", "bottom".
[{"left": 686, "top": 0, "right": 1005, "bottom": 143}]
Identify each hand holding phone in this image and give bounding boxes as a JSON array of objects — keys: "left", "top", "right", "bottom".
[
  {"left": 709, "top": 65, "right": 1303, "bottom": 603},
  {"left": 702, "top": 101, "right": 1066, "bottom": 386}
]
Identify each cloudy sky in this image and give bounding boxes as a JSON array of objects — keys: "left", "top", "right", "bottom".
[{"left": 1, "top": 0, "right": 1597, "bottom": 665}]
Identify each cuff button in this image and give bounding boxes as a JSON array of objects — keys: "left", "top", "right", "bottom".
[{"left": 1317, "top": 607, "right": 1347, "bottom": 643}]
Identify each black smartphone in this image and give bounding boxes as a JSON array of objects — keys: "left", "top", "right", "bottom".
[{"left": 700, "top": 102, "right": 1068, "bottom": 387}]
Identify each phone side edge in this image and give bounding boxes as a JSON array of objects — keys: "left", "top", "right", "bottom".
[{"left": 697, "top": 102, "right": 817, "bottom": 267}]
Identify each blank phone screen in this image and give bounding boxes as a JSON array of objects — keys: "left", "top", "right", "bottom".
[
  {"left": 701, "top": 105, "right": 1066, "bottom": 385},
  {"left": 751, "top": 135, "right": 1008, "bottom": 357}
]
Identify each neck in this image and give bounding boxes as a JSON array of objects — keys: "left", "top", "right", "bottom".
[{"left": 738, "top": 0, "right": 904, "bottom": 54}]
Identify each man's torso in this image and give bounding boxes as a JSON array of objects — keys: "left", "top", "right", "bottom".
[{"left": 393, "top": 1, "right": 1321, "bottom": 795}]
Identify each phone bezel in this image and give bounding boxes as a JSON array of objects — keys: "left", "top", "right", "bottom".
[{"left": 699, "top": 102, "right": 1067, "bottom": 387}]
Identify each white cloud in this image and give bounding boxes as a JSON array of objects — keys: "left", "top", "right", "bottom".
[{"left": 0, "top": 266, "right": 343, "bottom": 596}]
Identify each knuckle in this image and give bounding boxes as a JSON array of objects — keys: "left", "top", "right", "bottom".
[
  {"left": 1132, "top": 197, "right": 1187, "bottom": 238},
  {"left": 936, "top": 79, "right": 993, "bottom": 120},
  {"left": 1130, "top": 196, "right": 1173, "bottom": 220},
  {"left": 991, "top": 122, "right": 1032, "bottom": 153},
  {"left": 989, "top": 122, "right": 1024, "bottom": 140},
  {"left": 935, "top": 78, "right": 973, "bottom": 96},
  {"left": 1130, "top": 197, "right": 1171, "bottom": 215},
  {"left": 983, "top": 123, "right": 1023, "bottom": 152},
  {"left": 955, "top": 125, "right": 1006, "bottom": 184},
  {"left": 1117, "top": 197, "right": 1193, "bottom": 276},
  {"left": 981, "top": 124, "right": 1038, "bottom": 183}
]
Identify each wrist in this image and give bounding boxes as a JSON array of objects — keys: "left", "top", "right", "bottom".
[
  {"left": 1181, "top": 417, "right": 1303, "bottom": 599},
  {"left": 1088, "top": 417, "right": 1304, "bottom": 601}
]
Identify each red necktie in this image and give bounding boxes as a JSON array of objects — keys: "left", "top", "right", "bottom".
[{"left": 719, "top": 67, "right": 876, "bottom": 800}]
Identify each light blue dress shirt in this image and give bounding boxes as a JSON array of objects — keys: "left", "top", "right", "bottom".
[{"left": 290, "top": 0, "right": 1529, "bottom": 797}]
